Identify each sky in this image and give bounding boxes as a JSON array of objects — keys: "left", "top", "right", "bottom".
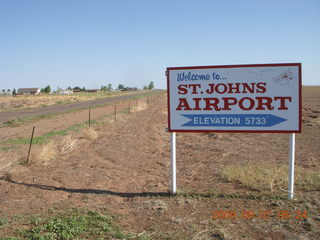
[{"left": 0, "top": 0, "right": 319, "bottom": 91}]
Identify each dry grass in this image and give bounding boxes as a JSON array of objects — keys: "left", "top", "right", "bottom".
[
  {"left": 28, "top": 134, "right": 82, "bottom": 165},
  {"left": 221, "top": 164, "right": 320, "bottom": 193},
  {"left": 79, "top": 128, "right": 98, "bottom": 140},
  {"left": 132, "top": 101, "right": 148, "bottom": 112},
  {"left": 0, "top": 152, "right": 20, "bottom": 173},
  {"left": 0, "top": 91, "right": 136, "bottom": 112},
  {"left": 0, "top": 95, "right": 91, "bottom": 111},
  {"left": 0, "top": 97, "right": 11, "bottom": 111},
  {"left": 222, "top": 164, "right": 287, "bottom": 192},
  {"left": 59, "top": 135, "right": 80, "bottom": 154},
  {"left": 1, "top": 130, "right": 96, "bottom": 168},
  {"left": 28, "top": 141, "right": 58, "bottom": 166},
  {"left": 28, "top": 128, "right": 99, "bottom": 165},
  {"left": 297, "top": 171, "right": 320, "bottom": 190}
]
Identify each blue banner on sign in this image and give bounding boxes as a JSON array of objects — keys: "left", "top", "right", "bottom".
[{"left": 182, "top": 114, "right": 287, "bottom": 127}]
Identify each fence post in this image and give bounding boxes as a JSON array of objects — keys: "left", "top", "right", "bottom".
[
  {"left": 89, "top": 108, "right": 91, "bottom": 128},
  {"left": 27, "top": 126, "right": 35, "bottom": 164},
  {"left": 114, "top": 105, "right": 117, "bottom": 121},
  {"left": 128, "top": 100, "right": 131, "bottom": 113}
]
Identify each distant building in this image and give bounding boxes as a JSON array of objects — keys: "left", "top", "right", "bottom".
[
  {"left": 87, "top": 89, "right": 100, "bottom": 93},
  {"left": 17, "top": 88, "right": 40, "bottom": 95},
  {"left": 1, "top": 90, "right": 12, "bottom": 95},
  {"left": 121, "top": 87, "right": 138, "bottom": 91},
  {"left": 57, "top": 90, "right": 73, "bottom": 95}
]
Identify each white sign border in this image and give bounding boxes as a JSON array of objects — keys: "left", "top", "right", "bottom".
[{"left": 167, "top": 63, "right": 302, "bottom": 133}]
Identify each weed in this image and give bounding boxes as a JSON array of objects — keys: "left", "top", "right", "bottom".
[
  {"left": 2, "top": 118, "right": 22, "bottom": 127},
  {"left": 66, "top": 122, "right": 87, "bottom": 132},
  {"left": 80, "top": 128, "right": 98, "bottom": 140},
  {"left": 221, "top": 164, "right": 287, "bottom": 192},
  {"left": 59, "top": 135, "right": 80, "bottom": 154},
  {"left": 297, "top": 171, "right": 320, "bottom": 190},
  {"left": 1, "top": 209, "right": 150, "bottom": 240},
  {"left": 221, "top": 164, "right": 320, "bottom": 192},
  {"left": 0, "top": 152, "right": 20, "bottom": 172},
  {"left": 3, "top": 130, "right": 68, "bottom": 145},
  {"left": 28, "top": 141, "right": 58, "bottom": 166},
  {"left": 30, "top": 215, "right": 42, "bottom": 226},
  {"left": 0, "top": 218, "right": 7, "bottom": 228},
  {"left": 0, "top": 145, "right": 13, "bottom": 152},
  {"left": 2, "top": 114, "right": 57, "bottom": 128}
]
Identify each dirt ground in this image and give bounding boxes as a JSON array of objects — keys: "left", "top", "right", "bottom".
[{"left": 0, "top": 87, "right": 319, "bottom": 239}]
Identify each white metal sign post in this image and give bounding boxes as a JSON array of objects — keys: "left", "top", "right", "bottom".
[
  {"left": 170, "top": 132, "right": 176, "bottom": 193},
  {"left": 167, "top": 63, "right": 301, "bottom": 198},
  {"left": 288, "top": 133, "right": 295, "bottom": 200}
]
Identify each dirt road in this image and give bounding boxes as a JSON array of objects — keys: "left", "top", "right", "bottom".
[{"left": 0, "top": 91, "right": 156, "bottom": 124}]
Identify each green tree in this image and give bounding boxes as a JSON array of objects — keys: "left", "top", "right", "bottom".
[
  {"left": 118, "top": 84, "right": 124, "bottom": 90},
  {"left": 108, "top": 84, "right": 112, "bottom": 91},
  {"left": 81, "top": 87, "right": 86, "bottom": 92},
  {"left": 143, "top": 85, "right": 148, "bottom": 90},
  {"left": 148, "top": 81, "right": 154, "bottom": 90},
  {"left": 12, "top": 88, "right": 16, "bottom": 95},
  {"left": 44, "top": 85, "right": 51, "bottom": 93},
  {"left": 100, "top": 85, "right": 107, "bottom": 91}
]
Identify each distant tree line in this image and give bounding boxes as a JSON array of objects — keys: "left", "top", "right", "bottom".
[
  {"left": 41, "top": 85, "right": 51, "bottom": 93},
  {"left": 143, "top": 81, "right": 154, "bottom": 90},
  {"left": 68, "top": 86, "right": 87, "bottom": 92},
  {"left": 100, "top": 84, "right": 112, "bottom": 91}
]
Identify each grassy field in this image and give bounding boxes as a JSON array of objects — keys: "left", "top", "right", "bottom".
[{"left": 0, "top": 91, "right": 139, "bottom": 112}]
